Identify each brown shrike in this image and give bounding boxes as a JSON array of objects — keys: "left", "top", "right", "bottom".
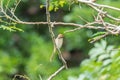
[{"left": 50, "top": 34, "right": 64, "bottom": 61}]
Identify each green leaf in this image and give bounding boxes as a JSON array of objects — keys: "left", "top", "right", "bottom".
[
  {"left": 10, "top": 26, "right": 24, "bottom": 32},
  {"left": 59, "top": 1, "right": 66, "bottom": 7},
  {"left": 0, "top": 25, "right": 24, "bottom": 32},
  {"left": 103, "top": 59, "right": 112, "bottom": 66},
  {"left": 92, "top": 32, "right": 106, "bottom": 38},
  {"left": 40, "top": 5, "right": 44, "bottom": 9},
  {"left": 49, "top": 5, "right": 54, "bottom": 11},
  {"left": 0, "top": 25, "right": 15, "bottom": 32},
  {"left": 98, "top": 54, "right": 110, "bottom": 61}
]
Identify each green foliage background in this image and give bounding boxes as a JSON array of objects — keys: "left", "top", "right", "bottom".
[{"left": 0, "top": 0, "right": 120, "bottom": 80}]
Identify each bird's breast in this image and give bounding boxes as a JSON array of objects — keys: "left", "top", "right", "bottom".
[{"left": 55, "top": 38, "right": 63, "bottom": 48}]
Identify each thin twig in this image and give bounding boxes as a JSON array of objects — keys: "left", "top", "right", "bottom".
[
  {"left": 64, "top": 27, "right": 82, "bottom": 33},
  {"left": 13, "top": 0, "right": 21, "bottom": 12},
  {"left": 106, "top": 14, "right": 120, "bottom": 21},
  {"left": 64, "top": 21, "right": 103, "bottom": 33},
  {"left": 46, "top": 1, "right": 67, "bottom": 79},
  {"left": 5, "top": 0, "right": 10, "bottom": 12},
  {"left": 46, "top": 0, "right": 67, "bottom": 69},
  {"left": 78, "top": 0, "right": 120, "bottom": 11},
  {"left": 39, "top": 75, "right": 43, "bottom": 80},
  {"left": 47, "top": 65, "right": 65, "bottom": 80},
  {"left": 9, "top": 8, "right": 20, "bottom": 21},
  {"left": 1, "top": 0, "right": 120, "bottom": 44},
  {"left": 0, "top": 0, "right": 18, "bottom": 22},
  {"left": 90, "top": 32, "right": 109, "bottom": 43},
  {"left": 78, "top": 15, "right": 89, "bottom": 23},
  {"left": 87, "top": 2, "right": 120, "bottom": 22}
]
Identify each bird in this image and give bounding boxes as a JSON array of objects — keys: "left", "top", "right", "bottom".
[{"left": 50, "top": 34, "right": 64, "bottom": 62}]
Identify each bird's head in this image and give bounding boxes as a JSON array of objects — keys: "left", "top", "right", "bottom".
[{"left": 57, "top": 34, "right": 64, "bottom": 39}]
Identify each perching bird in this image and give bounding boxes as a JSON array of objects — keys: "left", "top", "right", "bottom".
[{"left": 50, "top": 34, "right": 64, "bottom": 62}]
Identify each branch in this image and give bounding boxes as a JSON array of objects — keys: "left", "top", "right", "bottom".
[
  {"left": 47, "top": 65, "right": 65, "bottom": 80},
  {"left": 46, "top": 0, "right": 67, "bottom": 69},
  {"left": 13, "top": 0, "right": 21, "bottom": 12},
  {"left": 88, "top": 4, "right": 120, "bottom": 22},
  {"left": 78, "top": 0, "right": 120, "bottom": 11},
  {"left": 90, "top": 32, "right": 109, "bottom": 43},
  {"left": 1, "top": 0, "right": 120, "bottom": 44},
  {"left": 1, "top": 0, "right": 120, "bottom": 80},
  {"left": 78, "top": 0, "right": 120, "bottom": 22}
]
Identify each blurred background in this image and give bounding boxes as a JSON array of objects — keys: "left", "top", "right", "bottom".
[{"left": 0, "top": 0, "right": 120, "bottom": 80}]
